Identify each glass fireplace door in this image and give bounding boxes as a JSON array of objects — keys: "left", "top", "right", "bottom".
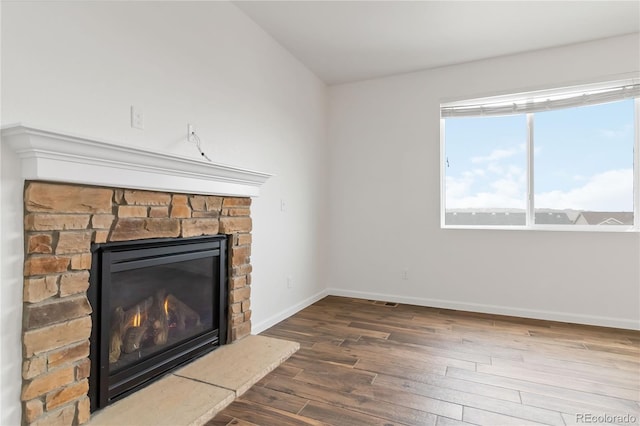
[
  {"left": 89, "top": 236, "right": 227, "bottom": 410},
  {"left": 108, "top": 255, "right": 215, "bottom": 372}
]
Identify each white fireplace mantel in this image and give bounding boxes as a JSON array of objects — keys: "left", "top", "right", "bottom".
[{"left": 1, "top": 124, "right": 272, "bottom": 197}]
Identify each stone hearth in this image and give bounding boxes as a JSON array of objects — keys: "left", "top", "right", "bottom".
[{"left": 88, "top": 335, "right": 299, "bottom": 426}]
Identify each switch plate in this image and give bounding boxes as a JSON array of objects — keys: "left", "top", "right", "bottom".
[{"left": 131, "top": 106, "right": 144, "bottom": 129}]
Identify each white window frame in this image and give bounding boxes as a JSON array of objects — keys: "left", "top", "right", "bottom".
[{"left": 440, "top": 82, "right": 640, "bottom": 232}]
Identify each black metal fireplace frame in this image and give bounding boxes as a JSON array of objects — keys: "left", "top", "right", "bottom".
[{"left": 88, "top": 235, "right": 228, "bottom": 411}]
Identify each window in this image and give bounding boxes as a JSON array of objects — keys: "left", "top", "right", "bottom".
[{"left": 441, "top": 80, "right": 639, "bottom": 230}]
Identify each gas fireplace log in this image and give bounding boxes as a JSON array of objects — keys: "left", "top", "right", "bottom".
[
  {"left": 109, "top": 306, "right": 125, "bottom": 363},
  {"left": 122, "top": 296, "right": 154, "bottom": 330},
  {"left": 152, "top": 289, "right": 169, "bottom": 346},
  {"left": 153, "top": 318, "right": 169, "bottom": 345},
  {"left": 123, "top": 322, "right": 150, "bottom": 353},
  {"left": 108, "top": 292, "right": 203, "bottom": 361},
  {"left": 108, "top": 296, "right": 154, "bottom": 362},
  {"left": 167, "top": 294, "right": 201, "bottom": 330}
]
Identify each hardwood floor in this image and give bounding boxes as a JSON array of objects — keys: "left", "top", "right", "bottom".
[{"left": 207, "top": 296, "right": 640, "bottom": 426}]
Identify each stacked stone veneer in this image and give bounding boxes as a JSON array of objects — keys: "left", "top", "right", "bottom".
[{"left": 21, "top": 181, "right": 253, "bottom": 426}]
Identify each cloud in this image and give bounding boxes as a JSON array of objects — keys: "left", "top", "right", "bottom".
[
  {"left": 445, "top": 190, "right": 525, "bottom": 209},
  {"left": 445, "top": 175, "right": 473, "bottom": 200},
  {"left": 491, "top": 178, "right": 522, "bottom": 198},
  {"left": 598, "top": 123, "right": 633, "bottom": 140},
  {"left": 536, "top": 169, "right": 633, "bottom": 211},
  {"left": 471, "top": 148, "right": 517, "bottom": 164},
  {"left": 448, "top": 137, "right": 632, "bottom": 212},
  {"left": 447, "top": 161, "right": 631, "bottom": 212},
  {"left": 487, "top": 163, "right": 504, "bottom": 174},
  {"left": 447, "top": 147, "right": 527, "bottom": 209},
  {"left": 447, "top": 116, "right": 634, "bottom": 213},
  {"left": 446, "top": 170, "right": 526, "bottom": 209}
]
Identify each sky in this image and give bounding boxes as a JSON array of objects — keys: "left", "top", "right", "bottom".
[{"left": 444, "top": 98, "right": 635, "bottom": 213}]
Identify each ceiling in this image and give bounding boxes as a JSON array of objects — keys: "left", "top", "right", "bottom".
[{"left": 234, "top": 1, "right": 640, "bottom": 85}]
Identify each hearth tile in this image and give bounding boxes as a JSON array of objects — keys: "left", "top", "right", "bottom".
[
  {"left": 176, "top": 335, "right": 300, "bottom": 396},
  {"left": 88, "top": 375, "right": 234, "bottom": 426}
]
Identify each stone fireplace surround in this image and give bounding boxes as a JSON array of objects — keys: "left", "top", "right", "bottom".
[{"left": 2, "top": 125, "right": 271, "bottom": 426}]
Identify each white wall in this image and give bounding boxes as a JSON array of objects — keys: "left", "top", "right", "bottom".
[
  {"left": 327, "top": 34, "right": 640, "bottom": 330},
  {"left": 0, "top": 2, "right": 327, "bottom": 424}
]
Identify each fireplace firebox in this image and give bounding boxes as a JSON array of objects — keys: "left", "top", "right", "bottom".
[{"left": 88, "top": 236, "right": 228, "bottom": 411}]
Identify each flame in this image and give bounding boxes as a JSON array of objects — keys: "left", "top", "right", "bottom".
[
  {"left": 132, "top": 307, "right": 141, "bottom": 327},
  {"left": 164, "top": 298, "right": 170, "bottom": 318}
]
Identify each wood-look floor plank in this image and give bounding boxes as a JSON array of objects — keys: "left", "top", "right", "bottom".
[
  {"left": 459, "top": 332, "right": 586, "bottom": 354},
  {"left": 490, "top": 357, "right": 640, "bottom": 390},
  {"left": 263, "top": 374, "right": 439, "bottom": 425},
  {"left": 203, "top": 414, "right": 235, "bottom": 426},
  {"left": 351, "top": 380, "right": 464, "bottom": 420},
  {"left": 218, "top": 399, "right": 329, "bottom": 426},
  {"left": 283, "top": 352, "right": 358, "bottom": 374},
  {"left": 461, "top": 333, "right": 640, "bottom": 366},
  {"left": 211, "top": 296, "right": 640, "bottom": 426},
  {"left": 343, "top": 334, "right": 492, "bottom": 364},
  {"left": 387, "top": 330, "right": 524, "bottom": 362},
  {"left": 521, "top": 351, "right": 640, "bottom": 379},
  {"left": 527, "top": 328, "right": 638, "bottom": 347},
  {"left": 457, "top": 334, "right": 585, "bottom": 360},
  {"left": 370, "top": 366, "right": 522, "bottom": 403},
  {"left": 299, "top": 400, "right": 417, "bottom": 426},
  {"left": 279, "top": 316, "right": 391, "bottom": 340},
  {"left": 520, "top": 391, "right": 640, "bottom": 421},
  {"left": 417, "top": 309, "right": 497, "bottom": 326},
  {"left": 238, "top": 386, "right": 309, "bottom": 415},
  {"left": 476, "top": 362, "right": 638, "bottom": 400},
  {"left": 292, "top": 367, "right": 376, "bottom": 393},
  {"left": 354, "top": 356, "right": 449, "bottom": 378},
  {"left": 348, "top": 319, "right": 445, "bottom": 335},
  {"left": 295, "top": 346, "right": 360, "bottom": 367},
  {"left": 371, "top": 373, "right": 565, "bottom": 426},
  {"left": 584, "top": 341, "right": 640, "bottom": 357},
  {"left": 446, "top": 367, "right": 639, "bottom": 413},
  {"left": 451, "top": 322, "right": 534, "bottom": 337},
  {"left": 462, "top": 406, "right": 549, "bottom": 426},
  {"left": 313, "top": 337, "right": 478, "bottom": 371},
  {"left": 267, "top": 363, "right": 304, "bottom": 378},
  {"left": 287, "top": 355, "right": 377, "bottom": 393},
  {"left": 435, "top": 416, "right": 477, "bottom": 426},
  {"left": 223, "top": 419, "right": 259, "bottom": 426}
]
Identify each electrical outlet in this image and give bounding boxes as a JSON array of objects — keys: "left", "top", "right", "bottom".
[
  {"left": 131, "top": 106, "right": 144, "bottom": 129},
  {"left": 280, "top": 199, "right": 286, "bottom": 212},
  {"left": 402, "top": 269, "right": 409, "bottom": 280},
  {"left": 287, "top": 276, "right": 293, "bottom": 289}
]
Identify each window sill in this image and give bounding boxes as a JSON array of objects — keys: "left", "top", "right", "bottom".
[{"left": 441, "top": 225, "right": 639, "bottom": 233}]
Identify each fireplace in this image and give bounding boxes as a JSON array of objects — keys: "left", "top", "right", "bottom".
[
  {"left": 89, "top": 236, "right": 228, "bottom": 410},
  {"left": 4, "top": 124, "right": 271, "bottom": 426}
]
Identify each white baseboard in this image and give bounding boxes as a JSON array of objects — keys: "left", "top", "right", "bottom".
[
  {"left": 252, "top": 289, "right": 329, "bottom": 335},
  {"left": 326, "top": 287, "right": 640, "bottom": 331}
]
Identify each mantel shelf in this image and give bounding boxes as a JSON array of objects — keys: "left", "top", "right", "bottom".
[{"left": 1, "top": 124, "right": 272, "bottom": 197}]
